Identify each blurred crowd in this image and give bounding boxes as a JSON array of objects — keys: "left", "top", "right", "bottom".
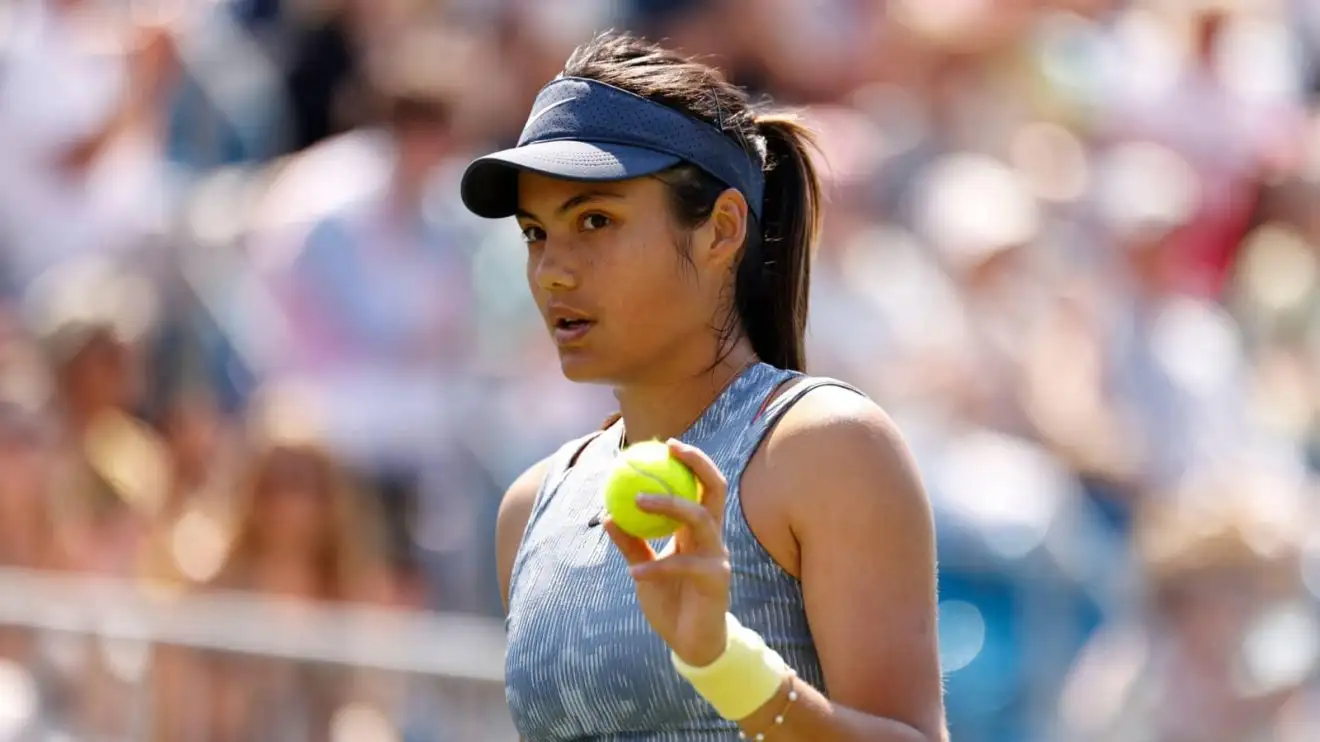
[{"left": 1, "top": 0, "right": 1319, "bottom": 740}]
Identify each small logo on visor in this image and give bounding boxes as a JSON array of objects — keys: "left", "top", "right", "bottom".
[{"left": 524, "top": 97, "right": 579, "bottom": 131}]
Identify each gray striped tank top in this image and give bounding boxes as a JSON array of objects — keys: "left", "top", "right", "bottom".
[{"left": 505, "top": 362, "right": 860, "bottom": 741}]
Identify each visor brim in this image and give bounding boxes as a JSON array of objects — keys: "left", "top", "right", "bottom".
[{"left": 460, "top": 140, "right": 683, "bottom": 219}]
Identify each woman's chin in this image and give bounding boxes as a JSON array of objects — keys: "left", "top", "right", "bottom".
[{"left": 556, "top": 349, "right": 617, "bottom": 384}]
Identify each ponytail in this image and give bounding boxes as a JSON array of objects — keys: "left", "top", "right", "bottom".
[{"left": 735, "top": 114, "right": 822, "bottom": 372}]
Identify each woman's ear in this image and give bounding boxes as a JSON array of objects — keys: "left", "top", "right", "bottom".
[{"left": 694, "top": 188, "right": 749, "bottom": 271}]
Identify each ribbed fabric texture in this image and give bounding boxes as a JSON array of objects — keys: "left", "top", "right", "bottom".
[{"left": 505, "top": 363, "right": 859, "bottom": 741}]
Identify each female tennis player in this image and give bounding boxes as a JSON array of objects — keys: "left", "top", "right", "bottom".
[{"left": 461, "top": 32, "right": 945, "bottom": 742}]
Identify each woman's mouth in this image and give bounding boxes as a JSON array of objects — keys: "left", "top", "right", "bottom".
[{"left": 553, "top": 317, "right": 595, "bottom": 344}]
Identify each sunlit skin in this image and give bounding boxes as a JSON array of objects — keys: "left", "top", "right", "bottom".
[
  {"left": 516, "top": 171, "right": 756, "bottom": 444},
  {"left": 515, "top": 174, "right": 745, "bottom": 379},
  {"left": 501, "top": 172, "right": 946, "bottom": 741}
]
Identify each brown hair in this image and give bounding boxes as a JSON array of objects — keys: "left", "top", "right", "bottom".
[
  {"left": 213, "top": 442, "right": 386, "bottom": 603},
  {"left": 562, "top": 31, "right": 822, "bottom": 372}
]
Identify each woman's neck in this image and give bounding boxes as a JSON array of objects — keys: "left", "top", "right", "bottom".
[{"left": 614, "top": 341, "right": 757, "bottom": 445}]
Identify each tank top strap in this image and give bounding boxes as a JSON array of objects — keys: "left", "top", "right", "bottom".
[
  {"left": 508, "top": 428, "right": 609, "bottom": 608},
  {"left": 526, "top": 429, "right": 608, "bottom": 529},
  {"left": 735, "top": 375, "right": 867, "bottom": 466}
]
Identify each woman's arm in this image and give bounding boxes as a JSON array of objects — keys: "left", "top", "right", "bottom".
[{"left": 737, "top": 388, "right": 945, "bottom": 741}]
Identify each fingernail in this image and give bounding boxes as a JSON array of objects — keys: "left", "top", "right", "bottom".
[
  {"left": 628, "top": 564, "right": 648, "bottom": 578},
  {"left": 636, "top": 494, "right": 664, "bottom": 506}
]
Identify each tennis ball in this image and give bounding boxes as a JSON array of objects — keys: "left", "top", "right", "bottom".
[{"left": 602, "top": 440, "right": 701, "bottom": 539}]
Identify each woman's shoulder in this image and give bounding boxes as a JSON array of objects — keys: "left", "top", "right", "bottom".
[
  {"left": 754, "top": 381, "right": 927, "bottom": 525},
  {"left": 496, "top": 429, "right": 608, "bottom": 609},
  {"left": 497, "top": 429, "right": 607, "bottom": 543},
  {"left": 765, "top": 374, "right": 885, "bottom": 441}
]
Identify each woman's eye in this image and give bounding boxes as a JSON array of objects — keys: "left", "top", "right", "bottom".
[
  {"left": 520, "top": 225, "right": 546, "bottom": 244},
  {"left": 580, "top": 213, "right": 611, "bottom": 232}
]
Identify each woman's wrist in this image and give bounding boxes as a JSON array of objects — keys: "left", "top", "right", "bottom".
[
  {"left": 672, "top": 615, "right": 731, "bottom": 669},
  {"left": 736, "top": 674, "right": 800, "bottom": 741},
  {"left": 671, "top": 612, "right": 793, "bottom": 721}
]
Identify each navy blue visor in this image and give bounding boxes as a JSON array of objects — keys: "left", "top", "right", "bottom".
[{"left": 460, "top": 77, "right": 765, "bottom": 220}]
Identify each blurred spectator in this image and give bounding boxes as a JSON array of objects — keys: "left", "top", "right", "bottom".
[
  {"left": 1099, "top": 2, "right": 1304, "bottom": 297},
  {"left": 210, "top": 438, "right": 390, "bottom": 601},
  {"left": 281, "top": 0, "right": 421, "bottom": 152},
  {"left": 21, "top": 260, "right": 169, "bottom": 577},
  {"left": 257, "top": 29, "right": 485, "bottom": 597},
  {"left": 163, "top": 2, "right": 292, "bottom": 171},
  {"left": 1059, "top": 490, "right": 1317, "bottom": 742},
  {"left": 153, "top": 437, "right": 391, "bottom": 742},
  {"left": 135, "top": 388, "right": 247, "bottom": 589},
  {"left": 0, "top": 0, "right": 179, "bottom": 293}
]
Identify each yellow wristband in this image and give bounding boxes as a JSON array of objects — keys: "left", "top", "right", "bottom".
[{"left": 671, "top": 613, "right": 792, "bottom": 721}]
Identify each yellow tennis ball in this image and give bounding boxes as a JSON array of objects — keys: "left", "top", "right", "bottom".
[{"left": 603, "top": 440, "right": 701, "bottom": 539}]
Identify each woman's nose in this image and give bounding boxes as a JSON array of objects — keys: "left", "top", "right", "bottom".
[{"left": 532, "top": 239, "right": 579, "bottom": 292}]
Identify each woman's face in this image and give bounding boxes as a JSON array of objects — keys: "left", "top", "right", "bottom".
[{"left": 515, "top": 172, "right": 732, "bottom": 384}]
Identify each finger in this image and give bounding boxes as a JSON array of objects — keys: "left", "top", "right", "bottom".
[
  {"left": 635, "top": 494, "right": 722, "bottom": 553},
  {"left": 629, "top": 555, "right": 730, "bottom": 586},
  {"left": 667, "top": 439, "right": 728, "bottom": 526},
  {"left": 604, "top": 520, "right": 657, "bottom": 566}
]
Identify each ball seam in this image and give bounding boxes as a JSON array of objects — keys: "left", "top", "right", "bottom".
[{"left": 624, "top": 463, "right": 680, "bottom": 496}]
